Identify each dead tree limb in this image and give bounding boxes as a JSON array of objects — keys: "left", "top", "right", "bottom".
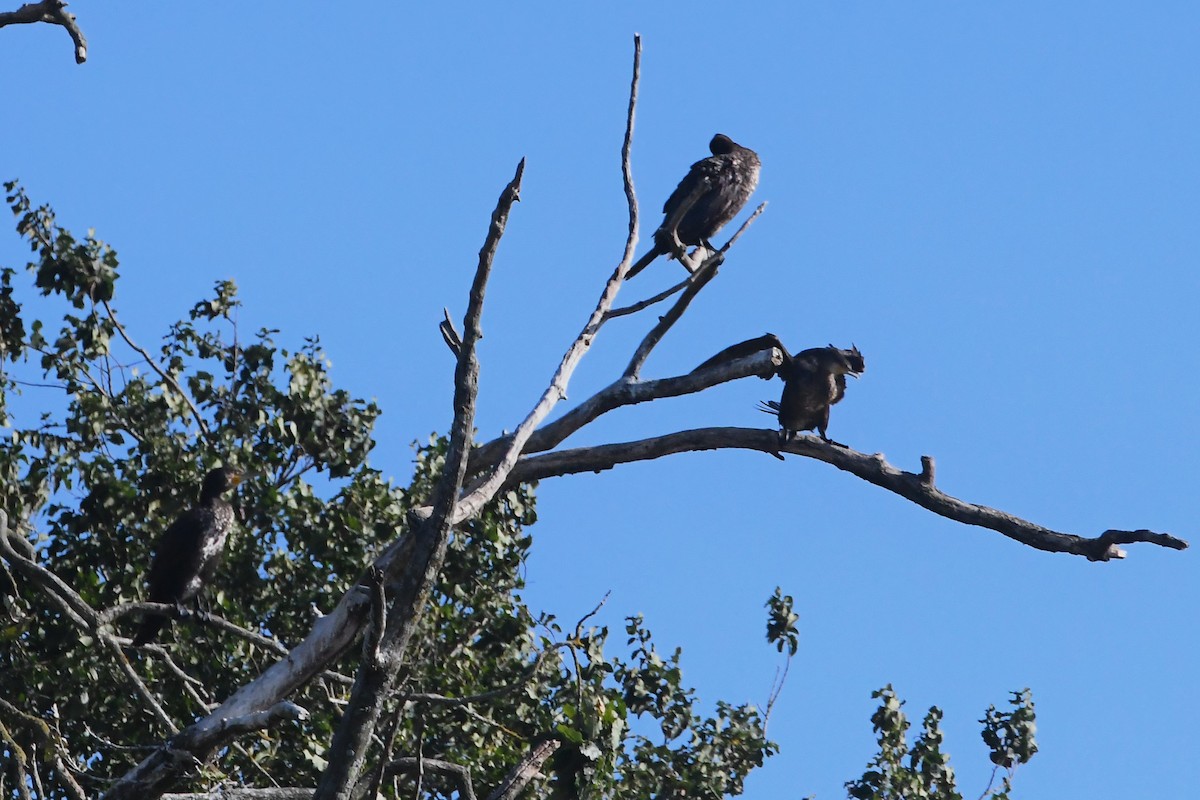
[
  {"left": 469, "top": 347, "right": 780, "bottom": 472},
  {"left": 163, "top": 790, "right": 313, "bottom": 800},
  {"left": 485, "top": 738, "right": 561, "bottom": 800},
  {"left": 310, "top": 155, "right": 524, "bottom": 799},
  {"left": 506, "top": 427, "right": 1188, "bottom": 561},
  {"left": 0, "top": 1, "right": 86, "bottom": 62}
]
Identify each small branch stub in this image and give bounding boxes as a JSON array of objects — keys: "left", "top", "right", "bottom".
[{"left": 919, "top": 456, "right": 936, "bottom": 486}]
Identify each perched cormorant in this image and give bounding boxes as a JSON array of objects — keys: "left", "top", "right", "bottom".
[
  {"left": 132, "top": 466, "right": 242, "bottom": 646},
  {"left": 694, "top": 334, "right": 865, "bottom": 447},
  {"left": 626, "top": 134, "right": 761, "bottom": 279}
]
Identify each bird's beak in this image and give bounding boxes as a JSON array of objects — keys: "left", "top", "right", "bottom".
[{"left": 230, "top": 471, "right": 245, "bottom": 487}]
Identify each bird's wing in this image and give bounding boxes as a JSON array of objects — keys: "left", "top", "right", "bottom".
[
  {"left": 144, "top": 509, "right": 207, "bottom": 603},
  {"left": 692, "top": 333, "right": 790, "bottom": 374},
  {"left": 832, "top": 373, "right": 848, "bottom": 404},
  {"left": 661, "top": 156, "right": 717, "bottom": 216}
]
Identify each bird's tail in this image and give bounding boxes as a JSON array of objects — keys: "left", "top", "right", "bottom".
[
  {"left": 624, "top": 244, "right": 664, "bottom": 280},
  {"left": 757, "top": 400, "right": 781, "bottom": 418},
  {"left": 131, "top": 614, "right": 166, "bottom": 647}
]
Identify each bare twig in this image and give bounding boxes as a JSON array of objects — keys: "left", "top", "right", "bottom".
[
  {"left": 443, "top": 36, "right": 643, "bottom": 528},
  {"left": 102, "top": 300, "right": 212, "bottom": 438},
  {"left": 379, "top": 757, "right": 477, "bottom": 800},
  {"left": 103, "top": 636, "right": 175, "bottom": 731},
  {"left": 763, "top": 653, "right": 791, "bottom": 733},
  {"left": 506, "top": 427, "right": 1188, "bottom": 560},
  {"left": 406, "top": 646, "right": 559, "bottom": 708},
  {"left": 604, "top": 201, "right": 765, "bottom": 321},
  {"left": 624, "top": 203, "right": 766, "bottom": 380},
  {"left": 603, "top": 273, "right": 692, "bottom": 320},
  {"left": 573, "top": 590, "right": 610, "bottom": 637},
  {"left": 0, "top": 0, "right": 87, "bottom": 63}
]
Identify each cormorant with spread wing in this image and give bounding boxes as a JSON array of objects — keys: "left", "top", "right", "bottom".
[
  {"left": 132, "top": 465, "right": 243, "bottom": 646},
  {"left": 694, "top": 334, "right": 865, "bottom": 447},
  {"left": 626, "top": 134, "right": 761, "bottom": 279}
]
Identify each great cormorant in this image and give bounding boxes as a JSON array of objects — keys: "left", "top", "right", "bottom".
[
  {"left": 131, "top": 466, "right": 242, "bottom": 646},
  {"left": 626, "top": 134, "right": 761, "bottom": 279},
  {"left": 694, "top": 334, "right": 865, "bottom": 447}
]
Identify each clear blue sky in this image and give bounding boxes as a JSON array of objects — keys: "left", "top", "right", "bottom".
[{"left": 3, "top": 3, "right": 1197, "bottom": 798}]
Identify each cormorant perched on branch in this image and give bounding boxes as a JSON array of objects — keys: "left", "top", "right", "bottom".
[
  {"left": 132, "top": 466, "right": 243, "bottom": 646},
  {"left": 694, "top": 334, "right": 865, "bottom": 447},
  {"left": 626, "top": 134, "right": 761, "bottom": 279}
]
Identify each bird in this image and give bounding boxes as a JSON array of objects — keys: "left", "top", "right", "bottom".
[
  {"left": 131, "top": 465, "right": 243, "bottom": 646},
  {"left": 626, "top": 133, "right": 761, "bottom": 280},
  {"left": 693, "top": 334, "right": 865, "bottom": 447}
]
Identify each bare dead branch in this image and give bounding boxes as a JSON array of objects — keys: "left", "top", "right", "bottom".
[
  {"left": 103, "top": 636, "right": 175, "bottom": 731},
  {"left": 763, "top": 652, "right": 791, "bottom": 734},
  {"left": 485, "top": 739, "right": 561, "bottom": 800},
  {"left": 0, "top": 0, "right": 86, "bottom": 63},
  {"left": 624, "top": 263, "right": 720, "bottom": 379},
  {"left": 719, "top": 201, "right": 767, "bottom": 254},
  {"left": 406, "top": 644, "right": 562, "bottom": 708},
  {"left": 446, "top": 36, "right": 643, "bottom": 527},
  {"left": 624, "top": 203, "right": 766, "bottom": 380},
  {"left": 618, "top": 35, "right": 642, "bottom": 273},
  {"left": 163, "top": 789, "right": 314, "bottom": 799},
  {"left": 378, "top": 758, "right": 477, "bottom": 800},
  {"left": 212, "top": 702, "right": 308, "bottom": 737},
  {"left": 622, "top": 249, "right": 734, "bottom": 381},
  {"left": 101, "top": 579, "right": 378, "bottom": 799},
  {"left": 468, "top": 348, "right": 781, "bottom": 473},
  {"left": 573, "top": 590, "right": 610, "bottom": 637},
  {"left": 603, "top": 273, "right": 692, "bottom": 320},
  {"left": 606, "top": 201, "right": 766, "bottom": 321},
  {"left": 506, "top": 427, "right": 1188, "bottom": 560},
  {"left": 311, "top": 158, "right": 525, "bottom": 800}
]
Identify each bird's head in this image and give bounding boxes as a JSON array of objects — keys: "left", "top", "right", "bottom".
[
  {"left": 709, "top": 133, "right": 737, "bottom": 155},
  {"left": 823, "top": 344, "right": 866, "bottom": 377},
  {"left": 200, "top": 465, "right": 244, "bottom": 500}
]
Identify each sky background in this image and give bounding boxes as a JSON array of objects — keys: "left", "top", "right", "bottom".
[{"left": 2, "top": 3, "right": 1198, "bottom": 798}]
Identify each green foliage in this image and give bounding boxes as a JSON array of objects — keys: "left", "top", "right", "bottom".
[
  {"left": 844, "top": 686, "right": 1037, "bottom": 800},
  {"left": 765, "top": 586, "right": 799, "bottom": 656},
  {"left": 0, "top": 185, "right": 778, "bottom": 799},
  {"left": 978, "top": 689, "right": 1037, "bottom": 800}
]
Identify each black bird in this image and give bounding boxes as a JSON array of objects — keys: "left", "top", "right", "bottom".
[
  {"left": 626, "top": 133, "right": 761, "bottom": 279},
  {"left": 132, "top": 466, "right": 243, "bottom": 646},
  {"left": 694, "top": 334, "right": 865, "bottom": 447}
]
